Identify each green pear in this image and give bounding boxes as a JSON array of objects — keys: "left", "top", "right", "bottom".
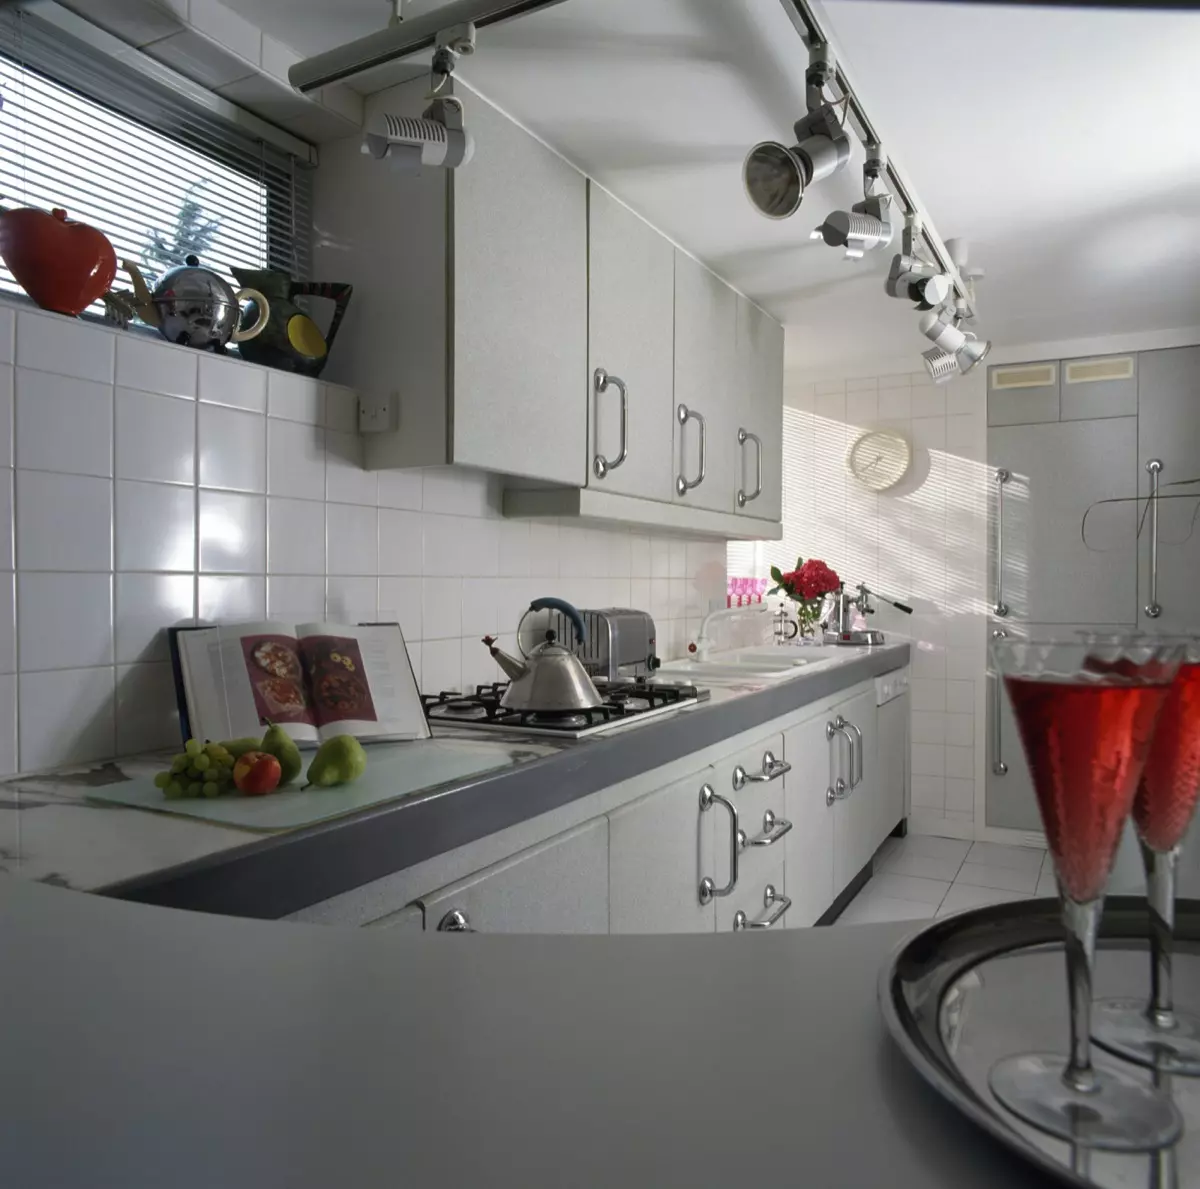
[
  {"left": 260, "top": 721, "right": 303, "bottom": 787},
  {"left": 304, "top": 735, "right": 368, "bottom": 790},
  {"left": 221, "top": 736, "right": 263, "bottom": 759}
]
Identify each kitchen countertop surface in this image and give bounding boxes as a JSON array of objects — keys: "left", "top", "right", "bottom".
[
  {"left": 0, "top": 642, "right": 908, "bottom": 919},
  {"left": 1, "top": 876, "right": 1053, "bottom": 1189}
]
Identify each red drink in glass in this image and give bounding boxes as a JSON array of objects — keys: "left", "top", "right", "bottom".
[
  {"left": 1005, "top": 675, "right": 1171, "bottom": 902},
  {"left": 1135, "top": 662, "right": 1200, "bottom": 852}
]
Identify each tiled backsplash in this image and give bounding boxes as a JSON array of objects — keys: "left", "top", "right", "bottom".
[{"left": 0, "top": 301, "right": 728, "bottom": 775}]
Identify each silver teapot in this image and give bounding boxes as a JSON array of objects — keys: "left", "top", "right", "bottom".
[
  {"left": 483, "top": 598, "right": 602, "bottom": 713},
  {"left": 124, "top": 256, "right": 270, "bottom": 351}
]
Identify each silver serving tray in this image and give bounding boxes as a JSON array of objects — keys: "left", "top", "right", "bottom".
[{"left": 879, "top": 896, "right": 1200, "bottom": 1188}]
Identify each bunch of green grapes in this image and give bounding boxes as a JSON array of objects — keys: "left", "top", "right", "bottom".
[{"left": 153, "top": 738, "right": 237, "bottom": 799}]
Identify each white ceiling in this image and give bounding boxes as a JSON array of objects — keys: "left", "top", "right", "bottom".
[{"left": 228, "top": 0, "right": 1200, "bottom": 373}]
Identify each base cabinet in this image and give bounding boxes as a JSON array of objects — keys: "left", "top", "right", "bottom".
[{"left": 782, "top": 715, "right": 835, "bottom": 927}]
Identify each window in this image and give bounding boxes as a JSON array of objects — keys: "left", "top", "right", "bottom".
[{"left": 0, "top": 9, "right": 312, "bottom": 314}]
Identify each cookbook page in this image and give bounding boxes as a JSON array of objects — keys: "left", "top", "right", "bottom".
[
  {"left": 211, "top": 623, "right": 320, "bottom": 744},
  {"left": 296, "top": 623, "right": 429, "bottom": 741}
]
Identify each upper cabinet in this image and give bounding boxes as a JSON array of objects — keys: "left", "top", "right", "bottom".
[{"left": 735, "top": 295, "right": 784, "bottom": 523}]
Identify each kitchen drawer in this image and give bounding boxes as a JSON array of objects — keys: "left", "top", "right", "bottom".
[
  {"left": 398, "top": 819, "right": 609, "bottom": 934},
  {"left": 717, "top": 856, "right": 787, "bottom": 933},
  {"left": 711, "top": 732, "right": 790, "bottom": 890}
]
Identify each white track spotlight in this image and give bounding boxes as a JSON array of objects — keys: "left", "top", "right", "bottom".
[
  {"left": 918, "top": 311, "right": 991, "bottom": 381},
  {"left": 885, "top": 254, "right": 951, "bottom": 310},
  {"left": 812, "top": 145, "right": 893, "bottom": 259},
  {"left": 743, "top": 44, "right": 851, "bottom": 219},
  {"left": 363, "top": 95, "right": 474, "bottom": 170}
]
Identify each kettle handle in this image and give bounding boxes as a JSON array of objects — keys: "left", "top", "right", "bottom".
[
  {"left": 529, "top": 597, "right": 587, "bottom": 646},
  {"left": 232, "top": 288, "right": 271, "bottom": 343}
]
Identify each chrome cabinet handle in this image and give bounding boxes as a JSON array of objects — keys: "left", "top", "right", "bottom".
[
  {"left": 1145, "top": 458, "right": 1163, "bottom": 618},
  {"left": 733, "top": 885, "right": 791, "bottom": 931},
  {"left": 732, "top": 750, "right": 791, "bottom": 790},
  {"left": 826, "top": 719, "right": 852, "bottom": 802},
  {"left": 737, "top": 427, "right": 762, "bottom": 507},
  {"left": 699, "top": 783, "right": 738, "bottom": 904},
  {"left": 990, "top": 630, "right": 1008, "bottom": 775},
  {"left": 676, "top": 404, "right": 707, "bottom": 496},
  {"left": 437, "top": 908, "right": 475, "bottom": 933},
  {"left": 836, "top": 717, "right": 863, "bottom": 788},
  {"left": 737, "top": 808, "right": 793, "bottom": 850},
  {"left": 592, "top": 368, "right": 628, "bottom": 479},
  {"left": 825, "top": 778, "right": 847, "bottom": 807},
  {"left": 994, "top": 468, "right": 1010, "bottom": 617}
]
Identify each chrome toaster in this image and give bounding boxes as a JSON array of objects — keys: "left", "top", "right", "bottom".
[{"left": 540, "top": 607, "right": 658, "bottom": 682}]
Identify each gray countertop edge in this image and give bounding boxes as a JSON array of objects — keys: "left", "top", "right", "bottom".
[{"left": 102, "top": 645, "right": 908, "bottom": 919}]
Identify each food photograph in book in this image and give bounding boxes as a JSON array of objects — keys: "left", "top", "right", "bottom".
[
  {"left": 300, "top": 635, "right": 378, "bottom": 725},
  {"left": 241, "top": 635, "right": 315, "bottom": 727}
]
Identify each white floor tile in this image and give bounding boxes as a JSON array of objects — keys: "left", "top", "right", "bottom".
[
  {"left": 880, "top": 850, "right": 965, "bottom": 883},
  {"left": 954, "top": 861, "right": 1040, "bottom": 894},
  {"left": 966, "top": 841, "right": 1044, "bottom": 872},
  {"left": 838, "top": 890, "right": 938, "bottom": 925},
  {"left": 936, "top": 883, "right": 1032, "bottom": 917},
  {"left": 870, "top": 872, "right": 951, "bottom": 906},
  {"left": 893, "top": 834, "right": 971, "bottom": 863}
]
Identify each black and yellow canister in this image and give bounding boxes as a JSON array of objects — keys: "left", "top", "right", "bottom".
[{"left": 231, "top": 267, "right": 352, "bottom": 377}]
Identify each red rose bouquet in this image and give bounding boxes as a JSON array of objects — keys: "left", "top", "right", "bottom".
[{"left": 768, "top": 557, "right": 841, "bottom": 637}]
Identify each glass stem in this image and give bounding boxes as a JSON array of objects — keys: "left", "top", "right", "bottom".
[
  {"left": 1062, "top": 896, "right": 1102, "bottom": 1094},
  {"left": 1142, "top": 839, "right": 1178, "bottom": 1030}
]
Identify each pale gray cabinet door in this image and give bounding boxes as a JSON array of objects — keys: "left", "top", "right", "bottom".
[
  {"left": 672, "top": 251, "right": 737, "bottom": 513},
  {"left": 1060, "top": 354, "right": 1137, "bottom": 421},
  {"left": 1137, "top": 346, "right": 1200, "bottom": 632},
  {"left": 989, "top": 418, "right": 1138, "bottom": 625},
  {"left": 782, "top": 713, "right": 835, "bottom": 927},
  {"left": 833, "top": 688, "right": 878, "bottom": 893},
  {"left": 987, "top": 361, "right": 1060, "bottom": 426},
  {"left": 450, "top": 94, "right": 587, "bottom": 486},
  {"left": 733, "top": 295, "right": 784, "bottom": 522},
  {"left": 586, "top": 184, "right": 675, "bottom": 502},
  {"left": 608, "top": 768, "right": 716, "bottom": 934},
  {"left": 367, "top": 903, "right": 426, "bottom": 933},
  {"left": 417, "top": 819, "right": 608, "bottom": 935}
]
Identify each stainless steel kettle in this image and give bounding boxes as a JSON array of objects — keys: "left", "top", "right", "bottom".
[{"left": 483, "top": 598, "right": 602, "bottom": 713}]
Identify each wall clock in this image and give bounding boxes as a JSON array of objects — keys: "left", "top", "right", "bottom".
[{"left": 846, "top": 429, "right": 912, "bottom": 492}]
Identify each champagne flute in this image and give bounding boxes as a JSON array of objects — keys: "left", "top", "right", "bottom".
[
  {"left": 1093, "top": 635, "right": 1200, "bottom": 1074},
  {"left": 989, "top": 636, "right": 1183, "bottom": 1151}
]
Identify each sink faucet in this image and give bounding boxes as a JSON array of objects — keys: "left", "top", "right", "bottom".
[{"left": 690, "top": 604, "right": 771, "bottom": 661}]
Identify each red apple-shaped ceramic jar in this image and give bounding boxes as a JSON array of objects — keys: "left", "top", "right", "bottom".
[{"left": 0, "top": 207, "right": 118, "bottom": 316}]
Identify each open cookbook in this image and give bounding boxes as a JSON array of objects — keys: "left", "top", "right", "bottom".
[{"left": 168, "top": 622, "right": 429, "bottom": 748}]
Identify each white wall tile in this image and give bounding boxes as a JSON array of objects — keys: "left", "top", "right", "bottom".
[
  {"left": 326, "top": 503, "right": 377, "bottom": 575},
  {"left": 945, "top": 744, "right": 974, "bottom": 780},
  {"left": 379, "top": 509, "right": 423, "bottom": 576},
  {"left": 0, "top": 307, "right": 14, "bottom": 364},
  {"left": 199, "top": 403, "right": 266, "bottom": 492},
  {"left": 423, "top": 467, "right": 496, "bottom": 518},
  {"left": 115, "top": 387, "right": 194, "bottom": 485},
  {"left": 528, "top": 522, "right": 559, "bottom": 576},
  {"left": 116, "top": 336, "right": 197, "bottom": 398},
  {"left": 325, "top": 430, "right": 377, "bottom": 505},
  {"left": 0, "top": 572, "right": 13, "bottom": 674},
  {"left": 267, "top": 576, "right": 326, "bottom": 622},
  {"left": 267, "top": 498, "right": 325, "bottom": 575},
  {"left": 17, "top": 311, "right": 114, "bottom": 382},
  {"left": 910, "top": 677, "right": 946, "bottom": 712},
  {"left": 421, "top": 637, "right": 462, "bottom": 695},
  {"left": 911, "top": 774, "right": 946, "bottom": 812},
  {"left": 115, "top": 481, "right": 195, "bottom": 572},
  {"left": 945, "top": 777, "right": 975, "bottom": 814},
  {"left": 199, "top": 490, "right": 265, "bottom": 574},
  {"left": 912, "top": 742, "right": 945, "bottom": 777},
  {"left": 17, "top": 471, "right": 110, "bottom": 571},
  {"left": 945, "top": 712, "right": 974, "bottom": 747},
  {"left": 324, "top": 385, "right": 358, "bottom": 432},
  {"left": 911, "top": 710, "right": 946, "bottom": 745},
  {"left": 325, "top": 576, "right": 376, "bottom": 622},
  {"left": 267, "top": 419, "right": 324, "bottom": 499},
  {"left": 462, "top": 583, "right": 497, "bottom": 640},
  {"left": 20, "top": 666, "right": 115, "bottom": 770},
  {"left": 0, "top": 673, "right": 15, "bottom": 775},
  {"left": 115, "top": 662, "right": 180, "bottom": 754},
  {"left": 497, "top": 519, "right": 531, "bottom": 578},
  {"left": 0, "top": 365, "right": 13, "bottom": 467},
  {"left": 877, "top": 388, "right": 911, "bottom": 419},
  {"left": 15, "top": 369, "right": 112, "bottom": 477},
  {"left": 378, "top": 577, "right": 422, "bottom": 642},
  {"left": 911, "top": 386, "right": 947, "bottom": 418},
  {"left": 198, "top": 575, "right": 265, "bottom": 622},
  {"left": 199, "top": 355, "right": 266, "bottom": 412},
  {"left": 19, "top": 573, "right": 113, "bottom": 671},
  {"left": 377, "top": 469, "right": 422, "bottom": 511},
  {"left": 115, "top": 573, "right": 194, "bottom": 664},
  {"left": 845, "top": 391, "right": 878, "bottom": 425},
  {"left": 268, "top": 371, "right": 323, "bottom": 423},
  {"left": 423, "top": 577, "right": 462, "bottom": 640},
  {"left": 630, "top": 534, "right": 651, "bottom": 576}
]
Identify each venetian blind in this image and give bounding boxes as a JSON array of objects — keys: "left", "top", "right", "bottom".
[{"left": 0, "top": 9, "right": 313, "bottom": 311}]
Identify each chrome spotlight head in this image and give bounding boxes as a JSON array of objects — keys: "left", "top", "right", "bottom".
[
  {"left": 885, "top": 254, "right": 951, "bottom": 309},
  {"left": 812, "top": 195, "right": 893, "bottom": 259},
  {"left": 922, "top": 347, "right": 959, "bottom": 385},
  {"left": 743, "top": 105, "right": 851, "bottom": 220},
  {"left": 919, "top": 312, "right": 991, "bottom": 381},
  {"left": 956, "top": 336, "right": 991, "bottom": 374}
]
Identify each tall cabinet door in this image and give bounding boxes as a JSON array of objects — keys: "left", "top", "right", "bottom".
[
  {"left": 587, "top": 184, "right": 676, "bottom": 502},
  {"left": 1137, "top": 346, "right": 1200, "bottom": 632},
  {"left": 833, "top": 687, "right": 878, "bottom": 893},
  {"left": 450, "top": 93, "right": 587, "bottom": 485},
  {"left": 988, "top": 418, "right": 1138, "bottom": 625},
  {"left": 672, "top": 251, "right": 736, "bottom": 513},
  {"left": 733, "top": 295, "right": 784, "bottom": 523},
  {"left": 782, "top": 713, "right": 835, "bottom": 926}
]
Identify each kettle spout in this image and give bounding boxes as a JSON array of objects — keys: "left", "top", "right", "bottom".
[{"left": 483, "top": 636, "right": 528, "bottom": 683}]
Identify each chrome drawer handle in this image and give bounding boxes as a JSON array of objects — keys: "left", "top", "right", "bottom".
[
  {"left": 737, "top": 427, "right": 762, "bottom": 507},
  {"left": 994, "top": 468, "right": 1010, "bottom": 617},
  {"left": 699, "top": 783, "right": 739, "bottom": 904},
  {"left": 1146, "top": 458, "right": 1163, "bottom": 618},
  {"left": 737, "top": 809, "right": 793, "bottom": 850},
  {"left": 437, "top": 909, "right": 475, "bottom": 933},
  {"left": 734, "top": 885, "right": 791, "bottom": 931},
  {"left": 676, "top": 403, "right": 707, "bottom": 496},
  {"left": 991, "top": 628, "right": 1008, "bottom": 776},
  {"left": 826, "top": 778, "right": 847, "bottom": 806},
  {"left": 732, "top": 750, "right": 790, "bottom": 790},
  {"left": 592, "top": 368, "right": 628, "bottom": 479},
  {"left": 835, "top": 716, "right": 863, "bottom": 788}
]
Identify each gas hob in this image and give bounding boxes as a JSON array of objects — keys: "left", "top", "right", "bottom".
[{"left": 422, "top": 678, "right": 710, "bottom": 740}]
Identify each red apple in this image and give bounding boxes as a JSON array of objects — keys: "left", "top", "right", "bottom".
[
  {"left": 0, "top": 207, "right": 117, "bottom": 316},
  {"left": 233, "top": 750, "right": 282, "bottom": 796}
]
